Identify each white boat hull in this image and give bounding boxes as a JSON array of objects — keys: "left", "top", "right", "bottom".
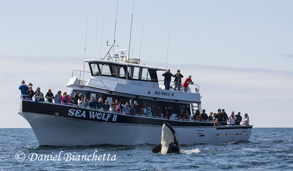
[{"left": 21, "top": 112, "right": 252, "bottom": 146}]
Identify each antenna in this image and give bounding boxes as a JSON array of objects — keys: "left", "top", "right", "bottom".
[
  {"left": 83, "top": 11, "right": 89, "bottom": 82},
  {"left": 126, "top": 0, "right": 135, "bottom": 84},
  {"left": 95, "top": 21, "right": 98, "bottom": 57},
  {"left": 166, "top": 31, "right": 170, "bottom": 69},
  {"left": 139, "top": 22, "right": 145, "bottom": 59},
  {"left": 127, "top": 0, "right": 135, "bottom": 58},
  {"left": 113, "top": 0, "right": 119, "bottom": 53}
]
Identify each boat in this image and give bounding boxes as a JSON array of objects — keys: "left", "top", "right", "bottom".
[{"left": 18, "top": 47, "right": 252, "bottom": 146}]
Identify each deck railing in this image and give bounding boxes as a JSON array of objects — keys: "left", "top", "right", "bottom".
[{"left": 70, "top": 70, "right": 200, "bottom": 94}]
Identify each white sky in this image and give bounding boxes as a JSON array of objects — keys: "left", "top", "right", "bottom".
[{"left": 0, "top": 0, "right": 292, "bottom": 127}]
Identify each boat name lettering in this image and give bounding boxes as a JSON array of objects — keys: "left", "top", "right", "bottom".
[
  {"left": 68, "top": 109, "right": 118, "bottom": 122},
  {"left": 154, "top": 91, "right": 174, "bottom": 97},
  {"left": 88, "top": 111, "right": 117, "bottom": 122},
  {"left": 68, "top": 109, "right": 86, "bottom": 118}
]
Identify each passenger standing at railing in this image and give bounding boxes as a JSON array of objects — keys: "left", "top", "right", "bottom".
[
  {"left": 162, "top": 69, "right": 173, "bottom": 90},
  {"left": 155, "top": 106, "right": 162, "bottom": 117},
  {"left": 74, "top": 91, "right": 80, "bottom": 105},
  {"left": 103, "top": 100, "right": 110, "bottom": 111},
  {"left": 78, "top": 95, "right": 85, "bottom": 107},
  {"left": 221, "top": 109, "right": 228, "bottom": 125},
  {"left": 35, "top": 87, "right": 44, "bottom": 101},
  {"left": 235, "top": 112, "right": 242, "bottom": 125},
  {"left": 96, "top": 98, "right": 104, "bottom": 110},
  {"left": 229, "top": 111, "right": 236, "bottom": 125},
  {"left": 242, "top": 113, "right": 249, "bottom": 125},
  {"left": 54, "top": 90, "right": 62, "bottom": 103},
  {"left": 183, "top": 75, "right": 193, "bottom": 92},
  {"left": 89, "top": 97, "right": 97, "bottom": 109},
  {"left": 19, "top": 80, "right": 28, "bottom": 99},
  {"left": 193, "top": 110, "right": 200, "bottom": 120},
  {"left": 173, "top": 70, "right": 184, "bottom": 91},
  {"left": 61, "top": 92, "right": 71, "bottom": 105},
  {"left": 130, "top": 104, "right": 136, "bottom": 115},
  {"left": 201, "top": 109, "right": 208, "bottom": 121},
  {"left": 208, "top": 112, "right": 213, "bottom": 120},
  {"left": 45, "top": 89, "right": 54, "bottom": 103},
  {"left": 122, "top": 102, "right": 130, "bottom": 114},
  {"left": 184, "top": 111, "right": 190, "bottom": 121},
  {"left": 26, "top": 86, "right": 34, "bottom": 100},
  {"left": 110, "top": 102, "right": 116, "bottom": 112},
  {"left": 146, "top": 107, "right": 152, "bottom": 117}
]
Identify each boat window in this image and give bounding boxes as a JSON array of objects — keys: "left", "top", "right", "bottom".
[
  {"left": 119, "top": 67, "right": 126, "bottom": 77},
  {"left": 100, "top": 64, "right": 111, "bottom": 76},
  {"left": 90, "top": 63, "right": 100, "bottom": 76},
  {"left": 133, "top": 67, "right": 140, "bottom": 79},
  {"left": 141, "top": 68, "right": 151, "bottom": 81}
]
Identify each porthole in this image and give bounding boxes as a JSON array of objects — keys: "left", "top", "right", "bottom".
[
  {"left": 236, "top": 133, "right": 242, "bottom": 135},
  {"left": 199, "top": 134, "right": 205, "bottom": 137},
  {"left": 215, "top": 134, "right": 221, "bottom": 136}
]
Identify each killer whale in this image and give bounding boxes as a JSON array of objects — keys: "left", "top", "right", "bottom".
[{"left": 152, "top": 122, "right": 180, "bottom": 154}]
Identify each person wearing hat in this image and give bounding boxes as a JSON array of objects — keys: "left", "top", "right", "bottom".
[
  {"left": 146, "top": 107, "right": 152, "bottom": 117},
  {"left": 173, "top": 70, "right": 184, "bottom": 91}
]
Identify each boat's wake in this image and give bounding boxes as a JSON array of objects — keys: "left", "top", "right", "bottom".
[{"left": 181, "top": 148, "right": 201, "bottom": 154}]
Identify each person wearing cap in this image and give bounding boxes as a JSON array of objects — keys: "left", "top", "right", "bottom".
[
  {"left": 19, "top": 80, "right": 28, "bottom": 99},
  {"left": 35, "top": 87, "right": 44, "bottom": 101},
  {"left": 54, "top": 90, "right": 62, "bottom": 103},
  {"left": 176, "top": 109, "right": 185, "bottom": 120},
  {"left": 229, "top": 111, "right": 236, "bottom": 125},
  {"left": 183, "top": 75, "right": 193, "bottom": 92},
  {"left": 162, "top": 69, "right": 173, "bottom": 90},
  {"left": 173, "top": 70, "right": 184, "bottom": 91},
  {"left": 45, "top": 89, "right": 54, "bottom": 103},
  {"left": 235, "top": 112, "right": 242, "bottom": 125},
  {"left": 26, "top": 86, "right": 35, "bottom": 100}
]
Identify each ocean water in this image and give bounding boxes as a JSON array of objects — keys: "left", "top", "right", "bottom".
[{"left": 0, "top": 128, "right": 292, "bottom": 170}]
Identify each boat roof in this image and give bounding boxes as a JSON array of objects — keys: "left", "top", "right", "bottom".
[{"left": 85, "top": 59, "right": 166, "bottom": 71}]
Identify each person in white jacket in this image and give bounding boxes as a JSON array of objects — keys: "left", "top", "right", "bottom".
[
  {"left": 242, "top": 113, "right": 249, "bottom": 125},
  {"left": 229, "top": 111, "right": 237, "bottom": 125}
]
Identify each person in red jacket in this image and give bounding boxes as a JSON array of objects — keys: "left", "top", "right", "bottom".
[{"left": 183, "top": 75, "right": 193, "bottom": 92}]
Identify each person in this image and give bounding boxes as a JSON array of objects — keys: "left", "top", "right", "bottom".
[
  {"left": 208, "top": 112, "right": 213, "bottom": 120},
  {"left": 167, "top": 106, "right": 173, "bottom": 119},
  {"left": 114, "top": 99, "right": 122, "bottom": 113},
  {"left": 176, "top": 110, "right": 185, "bottom": 120},
  {"left": 155, "top": 106, "right": 162, "bottom": 117},
  {"left": 122, "top": 102, "right": 131, "bottom": 114},
  {"left": 133, "top": 101, "right": 140, "bottom": 114},
  {"left": 214, "top": 118, "right": 220, "bottom": 126},
  {"left": 242, "top": 113, "right": 249, "bottom": 125},
  {"left": 163, "top": 106, "right": 170, "bottom": 120},
  {"left": 45, "top": 89, "right": 54, "bottom": 103},
  {"left": 201, "top": 109, "right": 208, "bottom": 121},
  {"left": 173, "top": 70, "right": 184, "bottom": 91},
  {"left": 141, "top": 104, "right": 147, "bottom": 114},
  {"left": 26, "top": 86, "right": 34, "bottom": 100},
  {"left": 146, "top": 107, "right": 152, "bottom": 117},
  {"left": 110, "top": 102, "right": 116, "bottom": 112},
  {"left": 35, "top": 91, "right": 42, "bottom": 102},
  {"left": 35, "top": 87, "right": 44, "bottom": 101},
  {"left": 74, "top": 91, "right": 80, "bottom": 105},
  {"left": 162, "top": 69, "right": 173, "bottom": 90},
  {"left": 184, "top": 111, "right": 190, "bottom": 121},
  {"left": 28, "top": 82, "right": 33, "bottom": 90},
  {"left": 235, "top": 112, "right": 242, "bottom": 125},
  {"left": 213, "top": 113, "right": 217, "bottom": 120},
  {"left": 78, "top": 95, "right": 85, "bottom": 107},
  {"left": 216, "top": 109, "right": 222, "bottom": 123},
  {"left": 130, "top": 104, "right": 136, "bottom": 115},
  {"left": 96, "top": 98, "right": 104, "bottom": 110},
  {"left": 103, "top": 100, "right": 110, "bottom": 111},
  {"left": 19, "top": 80, "right": 28, "bottom": 99},
  {"left": 89, "top": 97, "right": 97, "bottom": 109},
  {"left": 229, "top": 111, "right": 236, "bottom": 125},
  {"left": 54, "top": 90, "right": 62, "bottom": 103},
  {"left": 193, "top": 110, "right": 200, "bottom": 120},
  {"left": 61, "top": 92, "right": 71, "bottom": 105},
  {"left": 83, "top": 97, "right": 89, "bottom": 108},
  {"left": 221, "top": 109, "right": 228, "bottom": 125},
  {"left": 151, "top": 105, "right": 156, "bottom": 115},
  {"left": 183, "top": 75, "right": 193, "bottom": 92}
]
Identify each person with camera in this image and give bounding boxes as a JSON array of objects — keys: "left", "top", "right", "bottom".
[
  {"left": 19, "top": 80, "right": 28, "bottom": 99},
  {"left": 173, "top": 70, "right": 183, "bottom": 91},
  {"left": 182, "top": 75, "right": 193, "bottom": 92}
]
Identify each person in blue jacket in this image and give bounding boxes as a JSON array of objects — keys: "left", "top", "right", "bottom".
[{"left": 19, "top": 80, "right": 28, "bottom": 99}]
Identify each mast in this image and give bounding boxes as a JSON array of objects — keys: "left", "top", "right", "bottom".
[
  {"left": 126, "top": 0, "right": 135, "bottom": 83},
  {"left": 82, "top": 11, "right": 89, "bottom": 82}
]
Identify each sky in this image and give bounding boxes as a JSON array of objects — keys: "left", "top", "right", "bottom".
[{"left": 0, "top": 0, "right": 292, "bottom": 127}]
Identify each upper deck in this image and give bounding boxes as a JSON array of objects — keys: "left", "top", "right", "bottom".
[{"left": 67, "top": 59, "right": 201, "bottom": 103}]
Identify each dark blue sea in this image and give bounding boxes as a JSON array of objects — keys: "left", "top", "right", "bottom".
[{"left": 0, "top": 128, "right": 292, "bottom": 170}]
